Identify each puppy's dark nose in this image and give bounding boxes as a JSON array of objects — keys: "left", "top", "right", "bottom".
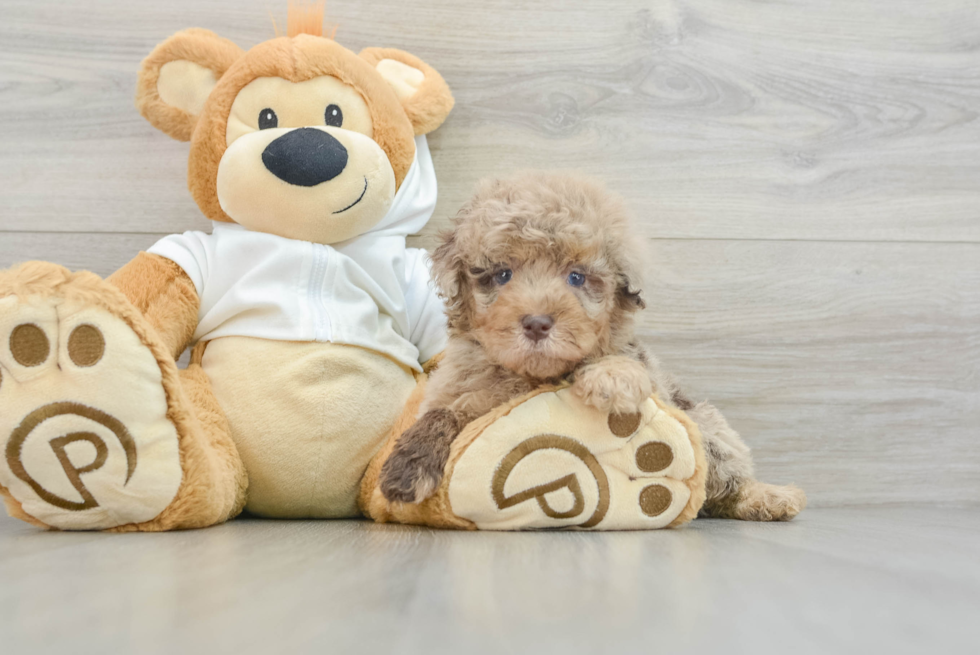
[
  {"left": 262, "top": 127, "right": 348, "bottom": 187},
  {"left": 522, "top": 315, "right": 554, "bottom": 342}
]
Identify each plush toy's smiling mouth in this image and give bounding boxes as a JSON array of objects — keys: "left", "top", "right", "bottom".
[{"left": 333, "top": 177, "right": 369, "bottom": 215}]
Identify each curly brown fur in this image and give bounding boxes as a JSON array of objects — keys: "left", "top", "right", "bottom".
[
  {"left": 379, "top": 172, "right": 806, "bottom": 521},
  {"left": 379, "top": 408, "right": 461, "bottom": 504}
]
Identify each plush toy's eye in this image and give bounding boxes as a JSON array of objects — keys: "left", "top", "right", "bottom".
[
  {"left": 258, "top": 108, "right": 278, "bottom": 130},
  {"left": 493, "top": 269, "right": 513, "bottom": 286},
  {"left": 325, "top": 104, "right": 343, "bottom": 128},
  {"left": 567, "top": 271, "right": 586, "bottom": 287}
]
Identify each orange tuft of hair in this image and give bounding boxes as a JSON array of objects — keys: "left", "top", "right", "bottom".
[{"left": 272, "top": 1, "right": 337, "bottom": 39}]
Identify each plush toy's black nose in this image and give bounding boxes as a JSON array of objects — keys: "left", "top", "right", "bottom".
[
  {"left": 522, "top": 315, "right": 555, "bottom": 343},
  {"left": 262, "top": 128, "right": 348, "bottom": 187}
]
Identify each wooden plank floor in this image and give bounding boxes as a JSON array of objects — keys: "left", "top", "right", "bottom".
[
  {"left": 1, "top": 0, "right": 979, "bottom": 506},
  {"left": 1, "top": 507, "right": 978, "bottom": 654}
]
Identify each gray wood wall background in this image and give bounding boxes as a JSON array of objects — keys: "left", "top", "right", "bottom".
[{"left": 1, "top": 0, "right": 977, "bottom": 507}]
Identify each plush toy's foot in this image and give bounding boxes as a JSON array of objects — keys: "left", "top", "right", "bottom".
[
  {"left": 362, "top": 385, "right": 708, "bottom": 531},
  {"left": 0, "top": 263, "right": 245, "bottom": 531}
]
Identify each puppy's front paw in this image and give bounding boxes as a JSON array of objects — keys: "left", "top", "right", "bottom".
[
  {"left": 378, "top": 409, "right": 460, "bottom": 504},
  {"left": 379, "top": 448, "right": 443, "bottom": 504},
  {"left": 572, "top": 356, "right": 653, "bottom": 415}
]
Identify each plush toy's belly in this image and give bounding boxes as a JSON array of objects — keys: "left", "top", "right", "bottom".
[{"left": 202, "top": 337, "right": 417, "bottom": 518}]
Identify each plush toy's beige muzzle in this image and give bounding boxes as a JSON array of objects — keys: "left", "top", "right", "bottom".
[{"left": 216, "top": 126, "right": 396, "bottom": 245}]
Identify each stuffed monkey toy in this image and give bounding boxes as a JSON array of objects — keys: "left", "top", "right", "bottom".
[{"left": 0, "top": 8, "right": 453, "bottom": 530}]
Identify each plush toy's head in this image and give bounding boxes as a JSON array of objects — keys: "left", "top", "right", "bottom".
[{"left": 135, "top": 6, "right": 453, "bottom": 245}]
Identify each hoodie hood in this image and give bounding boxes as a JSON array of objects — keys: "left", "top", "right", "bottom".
[{"left": 359, "top": 134, "right": 438, "bottom": 239}]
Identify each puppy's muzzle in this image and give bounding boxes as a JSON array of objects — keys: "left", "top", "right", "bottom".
[
  {"left": 262, "top": 127, "right": 348, "bottom": 187},
  {"left": 522, "top": 315, "right": 554, "bottom": 343}
]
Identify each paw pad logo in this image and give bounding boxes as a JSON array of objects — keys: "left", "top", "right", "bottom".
[
  {"left": 490, "top": 435, "right": 610, "bottom": 528},
  {"left": 5, "top": 402, "right": 137, "bottom": 511}
]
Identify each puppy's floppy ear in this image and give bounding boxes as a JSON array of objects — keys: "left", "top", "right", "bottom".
[
  {"left": 429, "top": 229, "right": 473, "bottom": 331},
  {"left": 136, "top": 28, "right": 244, "bottom": 141},
  {"left": 615, "top": 237, "right": 647, "bottom": 311},
  {"left": 359, "top": 48, "right": 454, "bottom": 136}
]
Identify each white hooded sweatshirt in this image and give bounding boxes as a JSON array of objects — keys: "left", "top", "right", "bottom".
[{"left": 147, "top": 135, "right": 447, "bottom": 372}]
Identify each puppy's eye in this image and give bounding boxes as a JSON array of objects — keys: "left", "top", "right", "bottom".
[
  {"left": 567, "top": 271, "right": 586, "bottom": 287},
  {"left": 325, "top": 104, "right": 343, "bottom": 128},
  {"left": 493, "top": 269, "right": 513, "bottom": 285},
  {"left": 258, "top": 108, "right": 278, "bottom": 130}
]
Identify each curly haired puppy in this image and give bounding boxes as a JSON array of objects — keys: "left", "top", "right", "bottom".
[{"left": 379, "top": 172, "right": 807, "bottom": 521}]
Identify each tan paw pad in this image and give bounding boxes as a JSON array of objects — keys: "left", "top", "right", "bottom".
[
  {"left": 10, "top": 324, "right": 51, "bottom": 367},
  {"left": 635, "top": 442, "right": 673, "bottom": 473},
  {"left": 608, "top": 412, "right": 641, "bottom": 438},
  {"left": 67, "top": 324, "right": 105, "bottom": 367}
]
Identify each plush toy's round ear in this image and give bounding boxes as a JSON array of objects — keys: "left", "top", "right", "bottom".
[
  {"left": 136, "top": 29, "right": 244, "bottom": 141},
  {"left": 359, "top": 48, "right": 454, "bottom": 136}
]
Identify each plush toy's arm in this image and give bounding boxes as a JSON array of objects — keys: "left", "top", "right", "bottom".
[
  {"left": 404, "top": 248, "right": 448, "bottom": 366},
  {"left": 108, "top": 252, "right": 200, "bottom": 359}
]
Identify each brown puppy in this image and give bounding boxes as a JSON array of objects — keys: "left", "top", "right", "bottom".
[{"left": 379, "top": 172, "right": 807, "bottom": 521}]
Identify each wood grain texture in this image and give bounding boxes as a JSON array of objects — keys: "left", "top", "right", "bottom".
[
  {"left": 640, "top": 239, "right": 980, "bottom": 506},
  {"left": 1, "top": 508, "right": 979, "bottom": 654},
  {"left": 1, "top": 1, "right": 978, "bottom": 506},
  {"left": 1, "top": 1, "right": 979, "bottom": 239}
]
